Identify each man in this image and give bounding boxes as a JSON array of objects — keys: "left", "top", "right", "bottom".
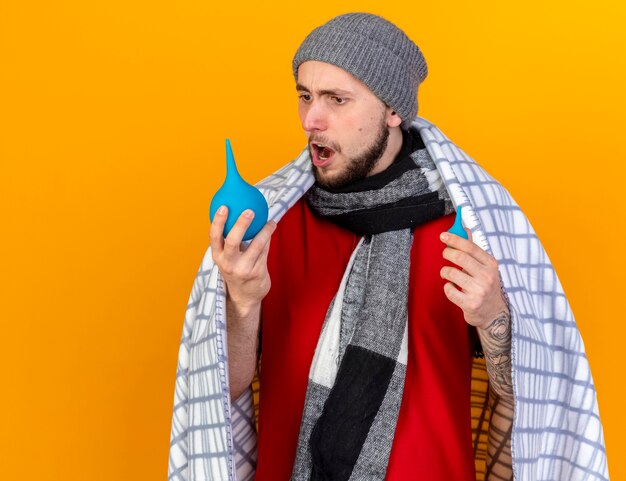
[{"left": 168, "top": 13, "right": 608, "bottom": 481}]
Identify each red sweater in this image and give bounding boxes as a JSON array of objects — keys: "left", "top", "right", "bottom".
[{"left": 256, "top": 197, "right": 476, "bottom": 481}]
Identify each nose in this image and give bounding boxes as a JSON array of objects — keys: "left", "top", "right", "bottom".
[{"left": 300, "top": 99, "right": 328, "bottom": 133}]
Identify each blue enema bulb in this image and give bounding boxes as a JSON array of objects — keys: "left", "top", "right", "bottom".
[
  {"left": 447, "top": 205, "right": 469, "bottom": 240},
  {"left": 209, "top": 139, "right": 269, "bottom": 241}
]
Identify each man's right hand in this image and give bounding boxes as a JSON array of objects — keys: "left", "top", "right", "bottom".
[
  {"left": 210, "top": 205, "right": 276, "bottom": 401},
  {"left": 209, "top": 205, "right": 277, "bottom": 311}
]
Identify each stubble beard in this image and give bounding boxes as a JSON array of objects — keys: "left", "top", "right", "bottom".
[{"left": 311, "top": 117, "right": 390, "bottom": 191}]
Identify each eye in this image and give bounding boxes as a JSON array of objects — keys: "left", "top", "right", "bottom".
[
  {"left": 331, "top": 96, "right": 347, "bottom": 105},
  {"left": 299, "top": 93, "right": 312, "bottom": 102}
]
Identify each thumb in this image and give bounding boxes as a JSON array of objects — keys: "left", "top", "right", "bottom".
[{"left": 465, "top": 227, "right": 472, "bottom": 242}]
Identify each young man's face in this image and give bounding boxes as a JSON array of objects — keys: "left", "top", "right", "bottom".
[{"left": 296, "top": 60, "right": 400, "bottom": 190}]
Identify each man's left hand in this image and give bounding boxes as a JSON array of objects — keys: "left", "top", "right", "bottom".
[{"left": 439, "top": 228, "right": 508, "bottom": 329}]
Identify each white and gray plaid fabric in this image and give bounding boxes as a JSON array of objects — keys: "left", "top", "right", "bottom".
[{"left": 168, "top": 116, "right": 609, "bottom": 481}]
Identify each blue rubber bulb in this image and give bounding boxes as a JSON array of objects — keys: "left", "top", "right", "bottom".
[
  {"left": 209, "top": 139, "right": 269, "bottom": 241},
  {"left": 447, "top": 205, "right": 469, "bottom": 240}
]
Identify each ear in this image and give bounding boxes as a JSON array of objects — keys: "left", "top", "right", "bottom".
[{"left": 385, "top": 107, "right": 403, "bottom": 128}]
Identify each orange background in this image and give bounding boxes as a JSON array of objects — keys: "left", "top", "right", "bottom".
[{"left": 1, "top": 1, "right": 624, "bottom": 479}]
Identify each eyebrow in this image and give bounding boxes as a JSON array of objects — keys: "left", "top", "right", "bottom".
[{"left": 295, "top": 83, "right": 353, "bottom": 96}]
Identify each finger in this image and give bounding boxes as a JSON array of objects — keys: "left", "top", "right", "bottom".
[
  {"left": 440, "top": 265, "right": 474, "bottom": 292},
  {"left": 443, "top": 281, "right": 468, "bottom": 310},
  {"left": 209, "top": 205, "right": 227, "bottom": 253},
  {"left": 223, "top": 209, "right": 256, "bottom": 256},
  {"left": 442, "top": 246, "right": 483, "bottom": 277},
  {"left": 240, "top": 220, "right": 277, "bottom": 270},
  {"left": 439, "top": 231, "right": 492, "bottom": 266},
  {"left": 250, "top": 231, "right": 273, "bottom": 275}
]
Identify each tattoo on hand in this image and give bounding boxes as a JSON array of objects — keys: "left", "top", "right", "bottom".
[
  {"left": 480, "top": 293, "right": 514, "bottom": 480},
  {"left": 480, "top": 304, "right": 513, "bottom": 399}
]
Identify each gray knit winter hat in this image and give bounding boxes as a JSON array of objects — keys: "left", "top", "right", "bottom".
[{"left": 292, "top": 12, "right": 428, "bottom": 127}]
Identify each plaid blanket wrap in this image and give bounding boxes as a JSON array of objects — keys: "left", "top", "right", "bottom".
[{"left": 167, "top": 116, "right": 609, "bottom": 481}]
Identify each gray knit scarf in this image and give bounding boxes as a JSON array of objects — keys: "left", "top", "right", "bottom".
[{"left": 289, "top": 127, "right": 455, "bottom": 481}]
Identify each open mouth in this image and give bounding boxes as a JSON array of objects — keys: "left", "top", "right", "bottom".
[{"left": 311, "top": 142, "right": 336, "bottom": 166}]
